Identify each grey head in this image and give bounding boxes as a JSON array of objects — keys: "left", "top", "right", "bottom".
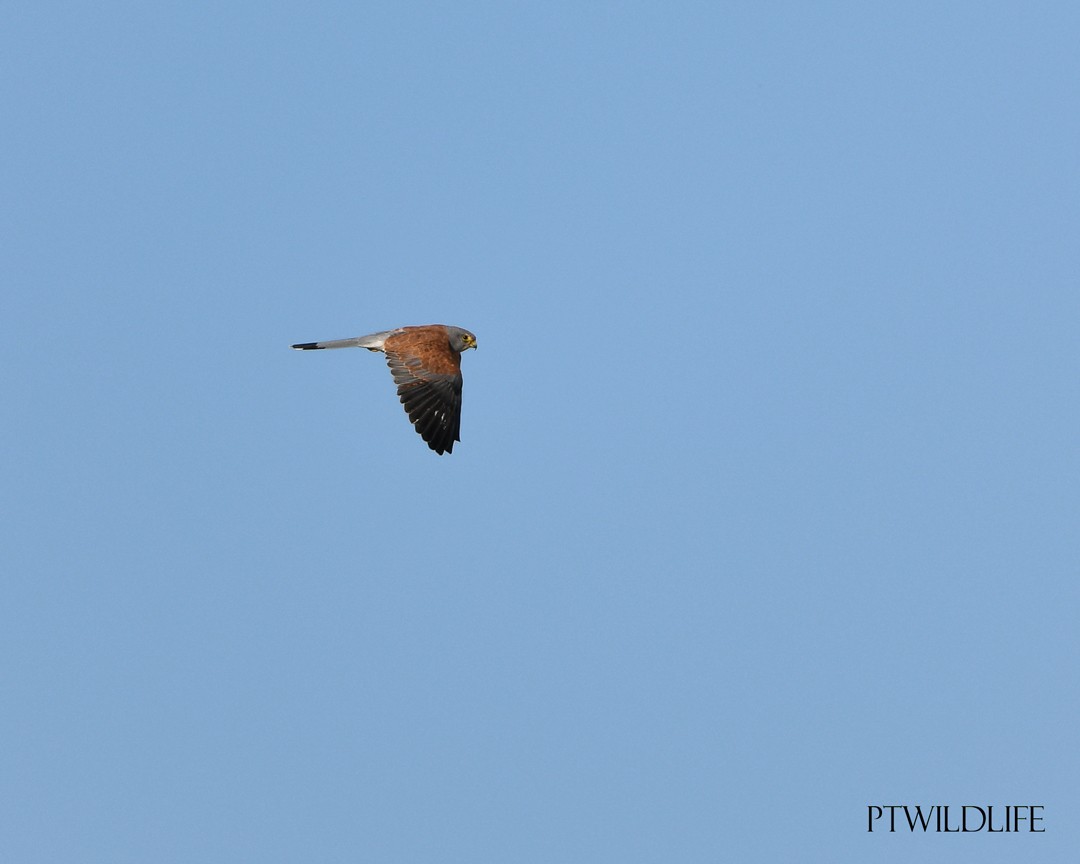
[{"left": 446, "top": 326, "right": 478, "bottom": 353}]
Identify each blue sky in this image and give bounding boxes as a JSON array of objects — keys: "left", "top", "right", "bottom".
[{"left": 2, "top": 2, "right": 1078, "bottom": 861}]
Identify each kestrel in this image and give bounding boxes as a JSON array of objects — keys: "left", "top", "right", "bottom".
[{"left": 292, "top": 324, "right": 477, "bottom": 455}]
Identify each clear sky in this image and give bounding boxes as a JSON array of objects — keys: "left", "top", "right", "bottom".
[{"left": 2, "top": 2, "right": 1078, "bottom": 862}]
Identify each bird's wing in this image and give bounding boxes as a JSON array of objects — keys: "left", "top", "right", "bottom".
[{"left": 383, "top": 327, "right": 463, "bottom": 455}]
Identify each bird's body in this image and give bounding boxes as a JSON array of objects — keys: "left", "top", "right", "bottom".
[{"left": 292, "top": 324, "right": 477, "bottom": 455}]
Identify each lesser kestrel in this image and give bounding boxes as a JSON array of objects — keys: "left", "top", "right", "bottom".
[{"left": 292, "top": 324, "right": 477, "bottom": 455}]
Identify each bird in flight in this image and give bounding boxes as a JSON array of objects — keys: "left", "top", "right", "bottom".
[{"left": 292, "top": 324, "right": 477, "bottom": 455}]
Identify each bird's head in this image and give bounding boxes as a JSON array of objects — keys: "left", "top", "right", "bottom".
[{"left": 449, "top": 328, "right": 478, "bottom": 352}]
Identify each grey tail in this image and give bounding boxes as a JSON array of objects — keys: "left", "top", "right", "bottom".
[{"left": 290, "top": 335, "right": 377, "bottom": 350}]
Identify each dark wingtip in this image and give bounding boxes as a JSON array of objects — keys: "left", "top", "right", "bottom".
[{"left": 291, "top": 342, "right": 324, "bottom": 350}]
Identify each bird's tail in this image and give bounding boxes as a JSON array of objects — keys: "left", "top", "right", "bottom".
[{"left": 291, "top": 330, "right": 396, "bottom": 352}]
